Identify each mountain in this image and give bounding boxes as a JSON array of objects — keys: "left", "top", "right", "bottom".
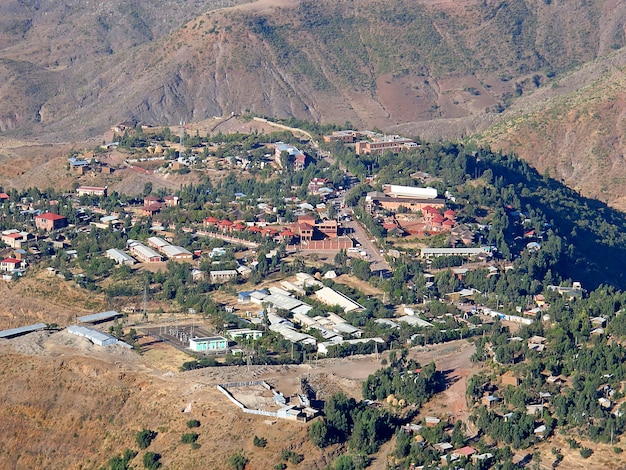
[
  {"left": 475, "top": 48, "right": 626, "bottom": 209},
  {"left": 1, "top": 0, "right": 626, "bottom": 141}
]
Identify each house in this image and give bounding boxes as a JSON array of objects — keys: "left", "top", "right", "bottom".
[
  {"left": 0, "top": 258, "right": 21, "bottom": 272},
  {"left": 1, "top": 230, "right": 30, "bottom": 249},
  {"left": 547, "top": 283, "right": 584, "bottom": 299},
  {"left": 425, "top": 416, "right": 441, "bottom": 427},
  {"left": 481, "top": 395, "right": 500, "bottom": 408},
  {"left": 526, "top": 404, "right": 544, "bottom": 415},
  {"left": 534, "top": 425, "right": 547, "bottom": 438},
  {"left": 502, "top": 372, "right": 521, "bottom": 387},
  {"left": 528, "top": 335, "right": 547, "bottom": 352},
  {"left": 189, "top": 336, "right": 228, "bottom": 352},
  {"left": 35, "top": 212, "right": 68, "bottom": 231},
  {"left": 308, "top": 177, "right": 330, "bottom": 194},
  {"left": 452, "top": 446, "right": 476, "bottom": 459},
  {"left": 163, "top": 195, "right": 180, "bottom": 207}
]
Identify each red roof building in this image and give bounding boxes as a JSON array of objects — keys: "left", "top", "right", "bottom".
[
  {"left": 203, "top": 216, "right": 219, "bottom": 227},
  {"left": 142, "top": 203, "right": 162, "bottom": 217},
  {"left": 35, "top": 212, "right": 68, "bottom": 231},
  {"left": 0, "top": 258, "right": 21, "bottom": 272},
  {"left": 218, "top": 219, "right": 234, "bottom": 232},
  {"left": 444, "top": 209, "right": 456, "bottom": 220},
  {"left": 453, "top": 446, "right": 476, "bottom": 458}
]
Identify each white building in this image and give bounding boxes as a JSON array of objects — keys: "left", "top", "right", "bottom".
[{"left": 106, "top": 248, "right": 137, "bottom": 266}]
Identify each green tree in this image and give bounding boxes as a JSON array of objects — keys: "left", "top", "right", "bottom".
[
  {"left": 142, "top": 452, "right": 161, "bottom": 470},
  {"left": 229, "top": 450, "right": 249, "bottom": 470},
  {"left": 136, "top": 429, "right": 157, "bottom": 450}
]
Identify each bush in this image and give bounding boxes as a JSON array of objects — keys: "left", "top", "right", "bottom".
[
  {"left": 181, "top": 432, "right": 199, "bottom": 444},
  {"left": 253, "top": 435, "right": 268, "bottom": 448},
  {"left": 274, "top": 464, "right": 287, "bottom": 470},
  {"left": 566, "top": 438, "right": 580, "bottom": 449},
  {"left": 580, "top": 447, "right": 593, "bottom": 459},
  {"left": 106, "top": 449, "right": 137, "bottom": 470},
  {"left": 136, "top": 429, "right": 157, "bottom": 450},
  {"left": 186, "top": 419, "right": 201, "bottom": 428},
  {"left": 142, "top": 452, "right": 162, "bottom": 470},
  {"left": 280, "top": 449, "right": 304, "bottom": 464},
  {"left": 614, "top": 447, "right": 623, "bottom": 454},
  {"left": 229, "top": 451, "right": 249, "bottom": 470}
]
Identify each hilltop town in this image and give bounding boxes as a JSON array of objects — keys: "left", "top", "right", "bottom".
[{"left": 1, "top": 116, "right": 626, "bottom": 469}]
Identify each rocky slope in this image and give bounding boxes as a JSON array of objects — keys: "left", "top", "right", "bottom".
[
  {"left": 477, "top": 47, "right": 626, "bottom": 208},
  {"left": 1, "top": 0, "right": 625, "bottom": 141}
]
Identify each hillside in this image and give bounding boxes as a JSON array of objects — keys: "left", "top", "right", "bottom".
[
  {"left": 475, "top": 48, "right": 626, "bottom": 209},
  {"left": 1, "top": 0, "right": 626, "bottom": 141}
]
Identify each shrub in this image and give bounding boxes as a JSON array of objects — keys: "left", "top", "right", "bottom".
[
  {"left": 274, "top": 464, "right": 287, "bottom": 470},
  {"left": 280, "top": 449, "right": 304, "bottom": 464},
  {"left": 253, "top": 435, "right": 267, "bottom": 448},
  {"left": 186, "top": 419, "right": 201, "bottom": 428},
  {"left": 229, "top": 451, "right": 249, "bottom": 470},
  {"left": 181, "top": 432, "right": 199, "bottom": 444},
  {"left": 136, "top": 429, "right": 157, "bottom": 450},
  {"left": 614, "top": 447, "right": 623, "bottom": 454},
  {"left": 580, "top": 447, "right": 593, "bottom": 459},
  {"left": 142, "top": 452, "right": 161, "bottom": 470}
]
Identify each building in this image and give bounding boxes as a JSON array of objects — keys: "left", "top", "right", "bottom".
[
  {"left": 226, "top": 328, "right": 264, "bottom": 341},
  {"left": 77, "top": 311, "right": 123, "bottom": 324},
  {"left": 189, "top": 336, "right": 228, "bottom": 352},
  {"left": 210, "top": 270, "right": 238, "bottom": 283},
  {"left": 77, "top": 186, "right": 108, "bottom": 197},
  {"left": 161, "top": 245, "right": 193, "bottom": 261},
  {"left": 129, "top": 242, "right": 162, "bottom": 263},
  {"left": 274, "top": 142, "right": 307, "bottom": 171},
  {"left": 355, "top": 136, "right": 414, "bottom": 155},
  {"left": 322, "top": 130, "right": 362, "bottom": 143},
  {"left": 147, "top": 236, "right": 170, "bottom": 250},
  {"left": 105, "top": 248, "right": 136, "bottom": 266},
  {"left": 314, "top": 286, "right": 364, "bottom": 313},
  {"left": 1, "top": 230, "right": 30, "bottom": 249},
  {"left": 420, "top": 247, "right": 493, "bottom": 259},
  {"left": 366, "top": 191, "right": 445, "bottom": 213},
  {"left": 67, "top": 325, "right": 118, "bottom": 346},
  {"left": 384, "top": 185, "right": 438, "bottom": 199},
  {"left": 35, "top": 212, "right": 68, "bottom": 231},
  {"left": 0, "top": 258, "right": 21, "bottom": 272}
]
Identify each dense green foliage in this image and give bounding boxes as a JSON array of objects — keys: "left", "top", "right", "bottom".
[
  {"left": 362, "top": 358, "right": 444, "bottom": 405},
  {"left": 135, "top": 429, "right": 157, "bottom": 450},
  {"left": 309, "top": 392, "right": 393, "bottom": 454}
]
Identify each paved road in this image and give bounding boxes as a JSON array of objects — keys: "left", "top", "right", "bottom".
[{"left": 343, "top": 211, "right": 391, "bottom": 276}]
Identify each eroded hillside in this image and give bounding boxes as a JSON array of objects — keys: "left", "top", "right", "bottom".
[{"left": 1, "top": 0, "right": 625, "bottom": 141}]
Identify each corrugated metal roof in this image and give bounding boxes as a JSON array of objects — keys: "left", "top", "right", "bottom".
[
  {"left": 67, "top": 325, "right": 118, "bottom": 345},
  {"left": 161, "top": 245, "right": 192, "bottom": 257},
  {"left": 131, "top": 243, "right": 162, "bottom": 260},
  {"left": 77, "top": 310, "right": 121, "bottom": 323},
  {"left": 0, "top": 323, "right": 46, "bottom": 338},
  {"left": 314, "top": 287, "right": 364, "bottom": 312},
  {"left": 106, "top": 248, "right": 135, "bottom": 263}
]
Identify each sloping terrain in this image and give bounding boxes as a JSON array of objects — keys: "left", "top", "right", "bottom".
[
  {"left": 476, "top": 48, "right": 626, "bottom": 208},
  {"left": 0, "top": 0, "right": 625, "bottom": 141}
]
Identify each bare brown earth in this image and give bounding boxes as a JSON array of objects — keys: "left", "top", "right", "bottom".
[{"left": 0, "top": 268, "right": 481, "bottom": 470}]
